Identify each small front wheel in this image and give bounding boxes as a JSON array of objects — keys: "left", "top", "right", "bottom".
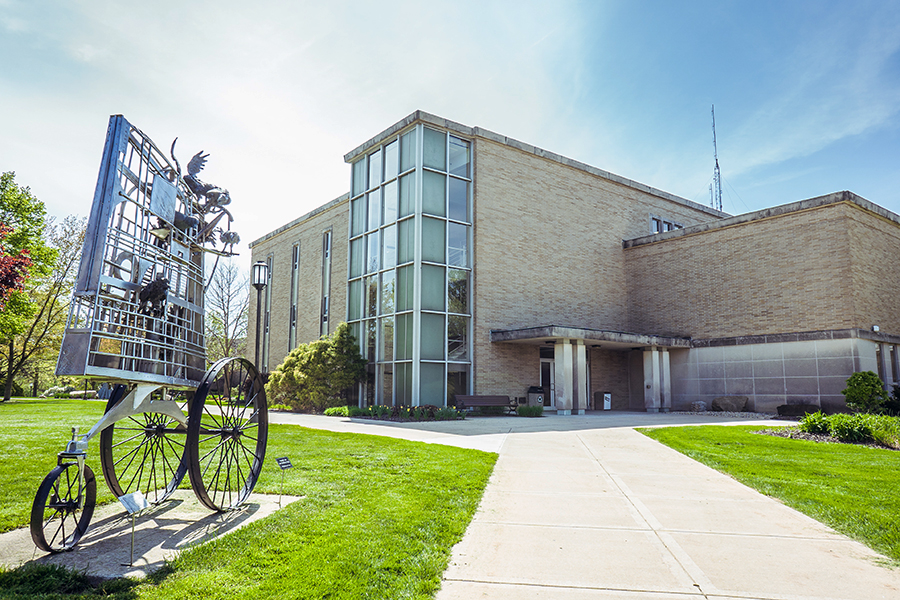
[{"left": 30, "top": 463, "right": 97, "bottom": 553}]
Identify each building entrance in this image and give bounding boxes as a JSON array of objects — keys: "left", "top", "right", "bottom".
[{"left": 540, "top": 358, "right": 556, "bottom": 409}]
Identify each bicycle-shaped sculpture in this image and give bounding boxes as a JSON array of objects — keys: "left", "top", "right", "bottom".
[{"left": 30, "top": 115, "right": 268, "bottom": 553}]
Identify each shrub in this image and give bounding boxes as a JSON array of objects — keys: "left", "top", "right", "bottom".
[
  {"left": 266, "top": 322, "right": 367, "bottom": 413},
  {"left": 41, "top": 385, "right": 74, "bottom": 398},
  {"left": 869, "top": 415, "right": 900, "bottom": 449},
  {"left": 517, "top": 405, "right": 543, "bottom": 417},
  {"left": 842, "top": 371, "right": 888, "bottom": 414},
  {"left": 798, "top": 411, "right": 829, "bottom": 435},
  {"left": 269, "top": 403, "right": 294, "bottom": 412},
  {"left": 324, "top": 406, "right": 350, "bottom": 417},
  {"left": 348, "top": 407, "right": 368, "bottom": 417},
  {"left": 827, "top": 413, "right": 875, "bottom": 444},
  {"left": 886, "top": 385, "right": 900, "bottom": 417},
  {"left": 434, "top": 406, "right": 465, "bottom": 420}
]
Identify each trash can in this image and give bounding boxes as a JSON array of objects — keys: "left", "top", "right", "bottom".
[
  {"left": 527, "top": 386, "right": 544, "bottom": 407},
  {"left": 594, "top": 391, "right": 612, "bottom": 410}
]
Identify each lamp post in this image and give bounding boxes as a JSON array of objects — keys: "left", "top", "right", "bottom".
[{"left": 252, "top": 261, "right": 269, "bottom": 371}]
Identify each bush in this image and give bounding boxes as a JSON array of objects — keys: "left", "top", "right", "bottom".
[
  {"left": 41, "top": 385, "right": 74, "bottom": 398},
  {"left": 324, "top": 406, "right": 350, "bottom": 417},
  {"left": 798, "top": 411, "right": 829, "bottom": 435},
  {"left": 827, "top": 413, "right": 875, "bottom": 444},
  {"left": 886, "top": 385, "right": 900, "bottom": 417},
  {"left": 517, "top": 405, "right": 544, "bottom": 417},
  {"left": 269, "top": 403, "right": 294, "bottom": 412},
  {"left": 266, "top": 322, "right": 367, "bottom": 413},
  {"left": 842, "top": 371, "right": 888, "bottom": 414},
  {"left": 434, "top": 406, "right": 465, "bottom": 420},
  {"left": 348, "top": 407, "right": 368, "bottom": 417},
  {"left": 869, "top": 415, "right": 900, "bottom": 449}
]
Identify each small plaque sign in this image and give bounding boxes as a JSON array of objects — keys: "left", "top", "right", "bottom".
[
  {"left": 118, "top": 490, "right": 150, "bottom": 515},
  {"left": 276, "top": 457, "right": 293, "bottom": 470}
]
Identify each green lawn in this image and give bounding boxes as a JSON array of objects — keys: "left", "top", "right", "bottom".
[
  {"left": 0, "top": 398, "right": 497, "bottom": 599},
  {"left": 641, "top": 425, "right": 900, "bottom": 563}
]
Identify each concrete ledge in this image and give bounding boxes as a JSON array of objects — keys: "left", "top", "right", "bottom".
[
  {"left": 623, "top": 190, "right": 900, "bottom": 249},
  {"left": 249, "top": 193, "right": 349, "bottom": 249},
  {"left": 692, "top": 328, "right": 900, "bottom": 348},
  {"left": 490, "top": 325, "right": 692, "bottom": 349}
]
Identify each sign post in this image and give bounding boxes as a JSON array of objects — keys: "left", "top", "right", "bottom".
[
  {"left": 118, "top": 491, "right": 150, "bottom": 566},
  {"left": 275, "top": 457, "right": 293, "bottom": 507}
]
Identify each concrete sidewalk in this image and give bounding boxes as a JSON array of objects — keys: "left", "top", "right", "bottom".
[{"left": 432, "top": 423, "right": 900, "bottom": 600}]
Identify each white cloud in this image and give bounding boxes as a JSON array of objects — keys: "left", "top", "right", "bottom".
[{"left": 727, "top": 8, "right": 900, "bottom": 177}]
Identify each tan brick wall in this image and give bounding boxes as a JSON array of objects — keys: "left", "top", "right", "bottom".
[
  {"left": 471, "top": 137, "right": 719, "bottom": 395},
  {"left": 847, "top": 207, "right": 900, "bottom": 336},
  {"left": 589, "top": 348, "right": 631, "bottom": 410},
  {"left": 624, "top": 202, "right": 861, "bottom": 339},
  {"left": 249, "top": 199, "right": 349, "bottom": 372}
]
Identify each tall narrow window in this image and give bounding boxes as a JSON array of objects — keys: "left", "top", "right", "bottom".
[
  {"left": 320, "top": 230, "right": 332, "bottom": 337},
  {"left": 289, "top": 242, "right": 300, "bottom": 350}
]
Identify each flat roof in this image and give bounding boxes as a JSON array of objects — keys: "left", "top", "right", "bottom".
[
  {"left": 623, "top": 190, "right": 900, "bottom": 249},
  {"left": 249, "top": 193, "right": 349, "bottom": 249},
  {"left": 490, "top": 325, "right": 692, "bottom": 349},
  {"left": 344, "top": 110, "right": 728, "bottom": 220}
]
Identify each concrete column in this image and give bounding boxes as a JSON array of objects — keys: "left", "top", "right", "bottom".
[
  {"left": 643, "top": 347, "right": 661, "bottom": 412},
  {"left": 880, "top": 344, "right": 894, "bottom": 387},
  {"left": 661, "top": 348, "right": 672, "bottom": 413},
  {"left": 892, "top": 346, "right": 900, "bottom": 388},
  {"left": 554, "top": 340, "right": 574, "bottom": 415},
  {"left": 575, "top": 341, "right": 588, "bottom": 415}
]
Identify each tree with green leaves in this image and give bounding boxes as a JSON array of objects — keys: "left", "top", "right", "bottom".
[
  {"left": 0, "top": 172, "right": 56, "bottom": 400},
  {"left": 266, "top": 322, "right": 367, "bottom": 412},
  {"left": 842, "top": 371, "right": 888, "bottom": 414},
  {"left": 0, "top": 215, "right": 85, "bottom": 401}
]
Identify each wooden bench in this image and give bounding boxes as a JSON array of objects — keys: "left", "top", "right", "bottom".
[{"left": 454, "top": 395, "right": 517, "bottom": 415}]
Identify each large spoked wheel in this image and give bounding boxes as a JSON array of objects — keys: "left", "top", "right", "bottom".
[
  {"left": 99, "top": 385, "right": 190, "bottom": 504},
  {"left": 31, "top": 463, "right": 96, "bottom": 553},
  {"left": 187, "top": 357, "right": 268, "bottom": 511}
]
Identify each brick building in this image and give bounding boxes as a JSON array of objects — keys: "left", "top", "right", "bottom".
[{"left": 249, "top": 111, "right": 900, "bottom": 413}]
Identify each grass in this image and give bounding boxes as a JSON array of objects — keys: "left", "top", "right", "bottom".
[
  {"left": 641, "top": 425, "right": 900, "bottom": 562},
  {"left": 0, "top": 397, "right": 497, "bottom": 599},
  {"left": 0, "top": 398, "right": 113, "bottom": 533}
]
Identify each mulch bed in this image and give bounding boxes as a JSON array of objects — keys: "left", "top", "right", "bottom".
[{"left": 754, "top": 427, "right": 898, "bottom": 451}]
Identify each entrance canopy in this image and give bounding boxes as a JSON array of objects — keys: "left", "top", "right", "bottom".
[
  {"left": 491, "top": 325, "right": 687, "bottom": 414},
  {"left": 489, "top": 325, "right": 691, "bottom": 350}
]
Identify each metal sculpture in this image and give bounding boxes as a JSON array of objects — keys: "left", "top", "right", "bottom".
[{"left": 31, "top": 115, "right": 267, "bottom": 553}]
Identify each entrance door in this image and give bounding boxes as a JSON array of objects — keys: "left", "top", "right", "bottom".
[{"left": 540, "top": 358, "right": 555, "bottom": 409}]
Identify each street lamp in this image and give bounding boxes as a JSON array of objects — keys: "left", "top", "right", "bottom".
[{"left": 252, "top": 260, "right": 269, "bottom": 371}]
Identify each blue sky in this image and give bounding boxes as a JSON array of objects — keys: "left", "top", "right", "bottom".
[{"left": 1, "top": 0, "right": 898, "bottom": 259}]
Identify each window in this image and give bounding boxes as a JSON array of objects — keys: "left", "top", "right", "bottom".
[
  {"left": 320, "top": 231, "right": 332, "bottom": 337},
  {"left": 289, "top": 242, "right": 300, "bottom": 349},
  {"left": 348, "top": 124, "right": 473, "bottom": 408},
  {"left": 650, "top": 214, "right": 683, "bottom": 234}
]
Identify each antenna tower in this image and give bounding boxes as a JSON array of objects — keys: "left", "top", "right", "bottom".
[{"left": 710, "top": 105, "right": 723, "bottom": 212}]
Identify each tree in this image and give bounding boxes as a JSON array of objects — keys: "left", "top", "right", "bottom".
[
  {"left": 266, "top": 322, "right": 367, "bottom": 412},
  {"left": 204, "top": 258, "right": 249, "bottom": 366},
  {"left": 841, "top": 371, "right": 888, "bottom": 414},
  {"left": 0, "top": 224, "right": 32, "bottom": 308},
  {"left": 0, "top": 215, "right": 85, "bottom": 401}
]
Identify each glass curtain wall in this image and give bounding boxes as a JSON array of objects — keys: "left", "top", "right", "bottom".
[{"left": 347, "top": 124, "right": 472, "bottom": 406}]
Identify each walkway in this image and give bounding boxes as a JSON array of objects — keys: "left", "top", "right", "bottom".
[{"left": 272, "top": 412, "right": 900, "bottom": 600}]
